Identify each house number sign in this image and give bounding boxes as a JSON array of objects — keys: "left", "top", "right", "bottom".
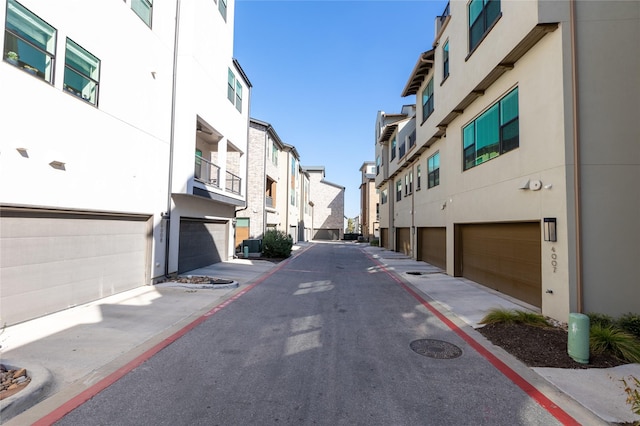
[{"left": 551, "top": 246, "right": 558, "bottom": 273}]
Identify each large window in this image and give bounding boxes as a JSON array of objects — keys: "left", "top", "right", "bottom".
[
  {"left": 271, "top": 142, "right": 278, "bottom": 166},
  {"left": 227, "top": 68, "right": 243, "bottom": 112},
  {"left": 421, "top": 78, "right": 434, "bottom": 122},
  {"left": 442, "top": 40, "right": 449, "bottom": 80},
  {"left": 405, "top": 171, "right": 413, "bottom": 195},
  {"left": 390, "top": 137, "right": 397, "bottom": 160},
  {"left": 131, "top": 0, "right": 153, "bottom": 27},
  {"left": 4, "top": 0, "right": 56, "bottom": 82},
  {"left": 463, "top": 87, "right": 518, "bottom": 170},
  {"left": 219, "top": 0, "right": 227, "bottom": 21},
  {"left": 469, "top": 0, "right": 501, "bottom": 52},
  {"left": 381, "top": 188, "right": 388, "bottom": 205},
  {"left": 396, "top": 180, "right": 402, "bottom": 202},
  {"left": 64, "top": 38, "right": 100, "bottom": 105},
  {"left": 428, "top": 152, "right": 440, "bottom": 188}
]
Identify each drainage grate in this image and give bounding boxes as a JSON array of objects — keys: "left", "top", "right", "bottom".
[{"left": 409, "top": 339, "right": 462, "bottom": 359}]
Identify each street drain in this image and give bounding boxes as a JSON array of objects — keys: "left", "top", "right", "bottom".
[{"left": 409, "top": 339, "right": 462, "bottom": 359}]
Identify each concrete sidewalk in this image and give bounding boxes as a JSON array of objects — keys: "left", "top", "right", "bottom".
[{"left": 1, "top": 242, "right": 639, "bottom": 425}]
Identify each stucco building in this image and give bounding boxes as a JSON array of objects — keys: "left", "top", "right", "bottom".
[
  {"left": 359, "top": 161, "right": 378, "bottom": 240},
  {"left": 375, "top": 0, "right": 639, "bottom": 322},
  {"left": 0, "top": 0, "right": 250, "bottom": 325},
  {"left": 304, "top": 167, "right": 345, "bottom": 241}
]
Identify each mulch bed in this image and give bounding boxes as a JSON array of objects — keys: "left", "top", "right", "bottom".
[{"left": 478, "top": 322, "right": 627, "bottom": 369}]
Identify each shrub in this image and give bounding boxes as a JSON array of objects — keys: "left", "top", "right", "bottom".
[
  {"left": 590, "top": 324, "right": 640, "bottom": 364},
  {"left": 261, "top": 229, "right": 293, "bottom": 258},
  {"left": 617, "top": 313, "right": 640, "bottom": 340},
  {"left": 370, "top": 238, "right": 379, "bottom": 247},
  {"left": 587, "top": 312, "right": 615, "bottom": 328},
  {"left": 480, "top": 308, "right": 549, "bottom": 327}
]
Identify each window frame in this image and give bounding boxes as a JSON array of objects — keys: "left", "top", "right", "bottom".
[
  {"left": 63, "top": 37, "right": 100, "bottom": 106},
  {"left": 463, "top": 87, "right": 519, "bottom": 171},
  {"left": 421, "top": 78, "right": 434, "bottom": 123},
  {"left": 416, "top": 164, "right": 422, "bottom": 190},
  {"left": 442, "top": 40, "right": 450, "bottom": 81},
  {"left": 390, "top": 137, "right": 397, "bottom": 161},
  {"left": 468, "top": 0, "right": 501, "bottom": 54},
  {"left": 4, "top": 0, "right": 57, "bottom": 83},
  {"left": 396, "top": 180, "right": 402, "bottom": 202},
  {"left": 427, "top": 152, "right": 440, "bottom": 188},
  {"left": 219, "top": 0, "right": 227, "bottom": 21},
  {"left": 131, "top": 0, "right": 153, "bottom": 28}
]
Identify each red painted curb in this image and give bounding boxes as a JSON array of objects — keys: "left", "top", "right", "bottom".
[
  {"left": 364, "top": 250, "right": 580, "bottom": 426},
  {"left": 33, "top": 248, "right": 306, "bottom": 426}
]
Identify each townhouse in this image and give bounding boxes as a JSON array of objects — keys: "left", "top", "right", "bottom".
[
  {"left": 0, "top": 0, "right": 250, "bottom": 325},
  {"left": 303, "top": 167, "right": 345, "bottom": 241},
  {"left": 359, "top": 161, "right": 378, "bottom": 241},
  {"left": 375, "top": 0, "right": 639, "bottom": 322}
]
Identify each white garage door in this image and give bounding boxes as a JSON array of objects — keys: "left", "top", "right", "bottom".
[{"left": 0, "top": 208, "right": 151, "bottom": 325}]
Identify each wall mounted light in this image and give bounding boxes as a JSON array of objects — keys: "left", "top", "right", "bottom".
[
  {"left": 543, "top": 218, "right": 557, "bottom": 242},
  {"left": 16, "top": 147, "right": 28, "bottom": 158},
  {"left": 49, "top": 160, "right": 66, "bottom": 170}
]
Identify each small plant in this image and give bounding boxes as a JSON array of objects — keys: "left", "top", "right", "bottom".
[
  {"left": 587, "top": 312, "right": 614, "bottom": 328},
  {"left": 621, "top": 375, "right": 640, "bottom": 419},
  {"left": 590, "top": 324, "right": 640, "bottom": 363},
  {"left": 618, "top": 313, "right": 640, "bottom": 340},
  {"left": 480, "top": 308, "right": 549, "bottom": 327},
  {"left": 6, "top": 51, "right": 18, "bottom": 61},
  {"left": 370, "top": 238, "right": 379, "bottom": 247},
  {"left": 261, "top": 229, "right": 293, "bottom": 258}
]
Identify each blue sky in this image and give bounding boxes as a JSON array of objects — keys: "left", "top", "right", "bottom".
[{"left": 233, "top": 0, "right": 448, "bottom": 219}]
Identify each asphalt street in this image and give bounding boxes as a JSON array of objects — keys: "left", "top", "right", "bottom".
[{"left": 54, "top": 243, "right": 563, "bottom": 425}]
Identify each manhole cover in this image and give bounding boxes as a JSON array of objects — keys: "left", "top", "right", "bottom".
[{"left": 409, "top": 339, "right": 462, "bottom": 359}]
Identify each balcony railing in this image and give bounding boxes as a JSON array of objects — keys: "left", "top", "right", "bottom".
[
  {"left": 226, "top": 171, "right": 241, "bottom": 195},
  {"left": 195, "top": 155, "right": 220, "bottom": 188},
  {"left": 438, "top": 2, "right": 450, "bottom": 27},
  {"left": 266, "top": 196, "right": 274, "bottom": 208}
]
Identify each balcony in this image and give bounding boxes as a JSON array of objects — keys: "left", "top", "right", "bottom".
[
  {"left": 195, "top": 154, "right": 220, "bottom": 188},
  {"left": 226, "top": 171, "right": 242, "bottom": 195}
]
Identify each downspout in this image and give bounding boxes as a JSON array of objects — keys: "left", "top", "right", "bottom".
[
  {"left": 569, "top": 0, "right": 583, "bottom": 312},
  {"left": 164, "top": 0, "right": 181, "bottom": 278},
  {"left": 263, "top": 129, "right": 268, "bottom": 237}
]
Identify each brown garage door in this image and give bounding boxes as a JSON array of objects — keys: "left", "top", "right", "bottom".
[
  {"left": 396, "top": 227, "right": 411, "bottom": 255},
  {"left": 417, "top": 227, "right": 446, "bottom": 270},
  {"left": 380, "top": 228, "right": 389, "bottom": 249},
  {"left": 459, "top": 222, "right": 541, "bottom": 307}
]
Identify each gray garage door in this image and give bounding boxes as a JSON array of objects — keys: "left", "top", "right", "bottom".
[
  {"left": 178, "top": 219, "right": 228, "bottom": 273},
  {"left": 0, "top": 208, "right": 151, "bottom": 325},
  {"left": 313, "top": 228, "right": 339, "bottom": 240}
]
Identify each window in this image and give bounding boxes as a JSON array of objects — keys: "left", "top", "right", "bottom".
[
  {"left": 443, "top": 40, "right": 449, "bottom": 80},
  {"left": 421, "top": 78, "right": 434, "bottom": 122},
  {"left": 219, "top": 0, "right": 227, "bottom": 21},
  {"left": 417, "top": 165, "right": 422, "bottom": 190},
  {"left": 399, "top": 137, "right": 406, "bottom": 159},
  {"left": 64, "top": 38, "right": 100, "bottom": 105},
  {"left": 227, "top": 68, "right": 243, "bottom": 112},
  {"left": 290, "top": 158, "right": 297, "bottom": 206},
  {"left": 381, "top": 188, "right": 388, "bottom": 205},
  {"left": 391, "top": 137, "right": 396, "bottom": 160},
  {"left": 469, "top": 0, "right": 501, "bottom": 52},
  {"left": 376, "top": 156, "right": 380, "bottom": 175},
  {"left": 272, "top": 142, "right": 278, "bottom": 166},
  {"left": 463, "top": 87, "right": 518, "bottom": 170},
  {"left": 4, "top": 0, "right": 56, "bottom": 82},
  {"left": 428, "top": 152, "right": 440, "bottom": 188},
  {"left": 131, "top": 0, "right": 152, "bottom": 27},
  {"left": 405, "top": 171, "right": 413, "bottom": 195},
  {"left": 396, "top": 180, "right": 402, "bottom": 202},
  {"left": 235, "top": 80, "right": 242, "bottom": 112}
]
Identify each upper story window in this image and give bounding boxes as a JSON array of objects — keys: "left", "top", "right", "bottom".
[
  {"left": 417, "top": 165, "right": 422, "bottom": 190},
  {"left": 390, "top": 137, "right": 397, "bottom": 160},
  {"left": 442, "top": 40, "right": 450, "bottom": 81},
  {"left": 4, "top": 0, "right": 56, "bottom": 83},
  {"left": 399, "top": 137, "right": 406, "bottom": 159},
  {"left": 271, "top": 142, "right": 278, "bottom": 166},
  {"left": 227, "top": 68, "right": 243, "bottom": 112},
  {"left": 395, "top": 180, "right": 402, "bottom": 202},
  {"left": 421, "top": 78, "right": 434, "bottom": 122},
  {"left": 428, "top": 152, "right": 440, "bottom": 188},
  {"left": 381, "top": 188, "right": 388, "bottom": 205},
  {"left": 375, "top": 156, "right": 380, "bottom": 175},
  {"left": 219, "top": 0, "right": 228, "bottom": 22},
  {"left": 64, "top": 38, "right": 100, "bottom": 105},
  {"left": 469, "top": 0, "right": 501, "bottom": 53},
  {"left": 405, "top": 171, "right": 413, "bottom": 195},
  {"left": 131, "top": 0, "right": 153, "bottom": 27},
  {"left": 463, "top": 87, "right": 518, "bottom": 171}
]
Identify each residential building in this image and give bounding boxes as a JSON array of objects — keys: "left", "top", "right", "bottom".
[
  {"left": 303, "top": 167, "right": 345, "bottom": 240},
  {"left": 375, "top": 0, "right": 639, "bottom": 322},
  {"left": 359, "top": 161, "right": 378, "bottom": 240},
  {"left": 0, "top": 0, "right": 250, "bottom": 325}
]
